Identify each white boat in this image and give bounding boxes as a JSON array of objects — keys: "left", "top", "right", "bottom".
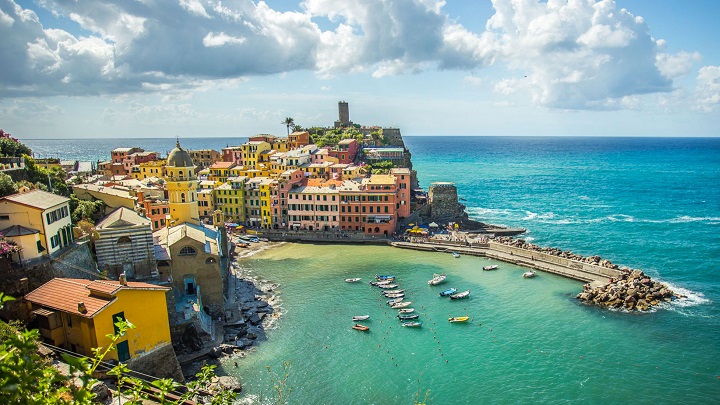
[
  {"left": 386, "top": 297, "right": 404, "bottom": 305},
  {"left": 398, "top": 308, "right": 415, "bottom": 314},
  {"left": 391, "top": 301, "right": 412, "bottom": 309},
  {"left": 428, "top": 273, "right": 447, "bottom": 285},
  {"left": 482, "top": 265, "right": 498, "bottom": 271},
  {"left": 375, "top": 280, "right": 392, "bottom": 286},
  {"left": 522, "top": 271, "right": 537, "bottom": 278},
  {"left": 383, "top": 289, "right": 405, "bottom": 295},
  {"left": 378, "top": 283, "right": 399, "bottom": 289},
  {"left": 450, "top": 290, "right": 470, "bottom": 300},
  {"left": 384, "top": 292, "right": 405, "bottom": 299},
  {"left": 345, "top": 278, "right": 361, "bottom": 282},
  {"left": 352, "top": 315, "right": 370, "bottom": 321},
  {"left": 452, "top": 252, "right": 460, "bottom": 258}
]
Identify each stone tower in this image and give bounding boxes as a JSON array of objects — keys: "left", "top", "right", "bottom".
[
  {"left": 428, "top": 182, "right": 463, "bottom": 224},
  {"left": 165, "top": 141, "right": 200, "bottom": 226},
  {"left": 334, "top": 101, "right": 351, "bottom": 128}
]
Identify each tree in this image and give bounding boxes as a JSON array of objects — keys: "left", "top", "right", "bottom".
[
  {"left": 0, "top": 172, "right": 17, "bottom": 197},
  {"left": 0, "top": 130, "right": 32, "bottom": 157},
  {"left": 282, "top": 117, "right": 295, "bottom": 136},
  {"left": 70, "top": 195, "right": 105, "bottom": 223}
]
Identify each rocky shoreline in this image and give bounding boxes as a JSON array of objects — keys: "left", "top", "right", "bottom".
[{"left": 576, "top": 269, "right": 682, "bottom": 311}]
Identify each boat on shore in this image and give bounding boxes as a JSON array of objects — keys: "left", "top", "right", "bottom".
[
  {"left": 401, "top": 320, "right": 422, "bottom": 328},
  {"left": 523, "top": 271, "right": 537, "bottom": 278},
  {"left": 345, "top": 277, "right": 361, "bottom": 282},
  {"left": 482, "top": 265, "right": 498, "bottom": 271},
  {"left": 397, "top": 314, "right": 419, "bottom": 320},
  {"left": 450, "top": 290, "right": 470, "bottom": 300},
  {"left": 398, "top": 308, "right": 415, "bottom": 314},
  {"left": 352, "top": 315, "right": 370, "bottom": 321},
  {"left": 448, "top": 316, "right": 470, "bottom": 323},
  {"left": 439, "top": 288, "right": 457, "bottom": 297},
  {"left": 352, "top": 324, "right": 370, "bottom": 331},
  {"left": 428, "top": 273, "right": 447, "bottom": 285},
  {"left": 391, "top": 301, "right": 412, "bottom": 309}
]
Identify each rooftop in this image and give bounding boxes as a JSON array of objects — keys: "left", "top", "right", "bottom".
[
  {"left": 2, "top": 189, "right": 70, "bottom": 210},
  {"left": 96, "top": 207, "right": 150, "bottom": 229}
]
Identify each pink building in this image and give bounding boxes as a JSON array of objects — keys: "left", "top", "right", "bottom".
[
  {"left": 222, "top": 146, "right": 243, "bottom": 165},
  {"left": 327, "top": 138, "right": 359, "bottom": 164}
]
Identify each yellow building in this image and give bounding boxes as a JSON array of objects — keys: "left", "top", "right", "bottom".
[
  {"left": 133, "top": 160, "right": 166, "bottom": 180},
  {"left": 0, "top": 190, "right": 73, "bottom": 258},
  {"left": 229, "top": 165, "right": 271, "bottom": 179},
  {"left": 208, "top": 162, "right": 236, "bottom": 183},
  {"left": 241, "top": 141, "right": 271, "bottom": 169},
  {"left": 214, "top": 177, "right": 246, "bottom": 223},
  {"left": 197, "top": 189, "right": 215, "bottom": 223},
  {"left": 165, "top": 141, "right": 200, "bottom": 226},
  {"left": 25, "top": 278, "right": 171, "bottom": 363},
  {"left": 257, "top": 178, "right": 276, "bottom": 228}
]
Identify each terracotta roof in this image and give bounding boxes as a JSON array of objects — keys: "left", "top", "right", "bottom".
[
  {"left": 25, "top": 278, "right": 169, "bottom": 318},
  {"left": 210, "top": 162, "right": 235, "bottom": 169},
  {"left": 2, "top": 190, "right": 69, "bottom": 210}
]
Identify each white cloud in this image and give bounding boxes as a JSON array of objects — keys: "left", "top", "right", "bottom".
[
  {"left": 179, "top": 0, "right": 211, "bottom": 19},
  {"left": 695, "top": 66, "right": 720, "bottom": 112},
  {"left": 203, "top": 32, "right": 246, "bottom": 47},
  {"left": 657, "top": 51, "right": 702, "bottom": 79}
]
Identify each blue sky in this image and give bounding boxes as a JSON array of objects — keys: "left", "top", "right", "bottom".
[{"left": 1, "top": 0, "right": 719, "bottom": 139}]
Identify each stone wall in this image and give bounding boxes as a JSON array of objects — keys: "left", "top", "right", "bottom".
[
  {"left": 428, "top": 182, "right": 463, "bottom": 224},
  {"left": 126, "top": 342, "right": 184, "bottom": 382}
]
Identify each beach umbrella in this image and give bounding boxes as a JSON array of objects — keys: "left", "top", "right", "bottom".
[{"left": 429, "top": 222, "right": 438, "bottom": 228}]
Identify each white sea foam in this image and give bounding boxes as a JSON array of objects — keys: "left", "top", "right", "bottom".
[
  {"left": 661, "top": 282, "right": 710, "bottom": 309},
  {"left": 522, "top": 211, "right": 556, "bottom": 221}
]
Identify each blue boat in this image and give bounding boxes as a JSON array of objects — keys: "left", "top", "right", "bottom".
[
  {"left": 439, "top": 288, "right": 457, "bottom": 297},
  {"left": 376, "top": 274, "right": 395, "bottom": 280}
]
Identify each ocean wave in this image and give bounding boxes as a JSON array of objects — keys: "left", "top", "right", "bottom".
[
  {"left": 661, "top": 282, "right": 711, "bottom": 309},
  {"left": 466, "top": 207, "right": 516, "bottom": 217},
  {"left": 522, "top": 211, "right": 556, "bottom": 221}
]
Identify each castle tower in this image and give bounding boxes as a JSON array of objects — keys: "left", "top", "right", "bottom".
[
  {"left": 334, "top": 101, "right": 351, "bottom": 128},
  {"left": 165, "top": 141, "right": 200, "bottom": 226}
]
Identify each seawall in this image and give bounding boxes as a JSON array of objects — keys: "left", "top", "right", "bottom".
[{"left": 390, "top": 240, "right": 622, "bottom": 286}]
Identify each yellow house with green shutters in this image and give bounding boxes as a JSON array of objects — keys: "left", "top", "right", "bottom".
[
  {"left": 214, "top": 177, "right": 247, "bottom": 223},
  {"left": 25, "top": 278, "right": 171, "bottom": 363}
]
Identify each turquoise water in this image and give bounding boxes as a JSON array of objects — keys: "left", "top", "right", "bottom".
[{"left": 225, "top": 137, "right": 720, "bottom": 404}]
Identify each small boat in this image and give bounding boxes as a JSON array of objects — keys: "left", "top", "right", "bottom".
[
  {"left": 345, "top": 278, "right": 362, "bottom": 283},
  {"left": 375, "top": 280, "right": 392, "bottom": 286},
  {"left": 450, "top": 290, "right": 470, "bottom": 300},
  {"left": 448, "top": 316, "right": 470, "bottom": 323},
  {"left": 482, "top": 265, "right": 498, "bottom": 271},
  {"left": 452, "top": 252, "right": 460, "bottom": 258},
  {"left": 439, "top": 288, "right": 457, "bottom": 297},
  {"left": 522, "top": 271, "right": 537, "bottom": 278},
  {"left": 383, "top": 289, "right": 405, "bottom": 295},
  {"left": 376, "top": 274, "right": 395, "bottom": 281},
  {"left": 386, "top": 298, "right": 404, "bottom": 305},
  {"left": 428, "top": 273, "right": 447, "bottom": 285},
  {"left": 398, "top": 308, "right": 415, "bottom": 314},
  {"left": 384, "top": 292, "right": 405, "bottom": 299},
  {"left": 391, "top": 301, "right": 412, "bottom": 309},
  {"left": 352, "top": 324, "right": 370, "bottom": 331},
  {"left": 352, "top": 315, "right": 370, "bottom": 321},
  {"left": 397, "top": 314, "right": 419, "bottom": 320},
  {"left": 378, "top": 283, "right": 399, "bottom": 289},
  {"left": 401, "top": 321, "right": 422, "bottom": 328}
]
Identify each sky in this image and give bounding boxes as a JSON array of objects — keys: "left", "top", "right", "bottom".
[{"left": 1, "top": 0, "right": 719, "bottom": 139}]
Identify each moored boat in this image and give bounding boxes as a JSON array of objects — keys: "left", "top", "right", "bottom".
[
  {"left": 439, "top": 288, "right": 457, "bottom": 297},
  {"left": 384, "top": 292, "right": 405, "bottom": 299},
  {"left": 482, "top": 265, "right": 498, "bottom": 271},
  {"left": 452, "top": 252, "right": 460, "bottom": 258},
  {"left": 386, "top": 298, "right": 404, "bottom": 305},
  {"left": 352, "top": 315, "right": 370, "bottom": 321},
  {"left": 376, "top": 274, "right": 395, "bottom": 281},
  {"left": 522, "top": 271, "right": 537, "bottom": 278},
  {"left": 345, "top": 277, "right": 362, "bottom": 282},
  {"left": 391, "top": 301, "right": 412, "bottom": 309},
  {"left": 401, "top": 320, "right": 422, "bottom": 328},
  {"left": 428, "top": 273, "right": 447, "bottom": 285},
  {"left": 397, "top": 314, "right": 419, "bottom": 320},
  {"left": 352, "top": 324, "right": 370, "bottom": 331},
  {"left": 383, "top": 289, "right": 405, "bottom": 295},
  {"left": 450, "top": 290, "right": 470, "bottom": 300},
  {"left": 378, "top": 283, "right": 399, "bottom": 289},
  {"left": 375, "top": 280, "right": 392, "bottom": 286},
  {"left": 398, "top": 308, "right": 415, "bottom": 314},
  {"left": 448, "top": 316, "right": 470, "bottom": 323}
]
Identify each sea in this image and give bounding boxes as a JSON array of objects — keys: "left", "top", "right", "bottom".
[{"left": 23, "top": 136, "right": 720, "bottom": 404}]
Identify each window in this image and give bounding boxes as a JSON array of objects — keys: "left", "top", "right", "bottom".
[
  {"left": 112, "top": 311, "right": 126, "bottom": 334},
  {"left": 0, "top": 215, "right": 8, "bottom": 220},
  {"left": 205, "top": 257, "right": 217, "bottom": 264},
  {"left": 181, "top": 193, "right": 186, "bottom": 203},
  {"left": 179, "top": 246, "right": 197, "bottom": 256},
  {"left": 117, "top": 236, "right": 131, "bottom": 244}
]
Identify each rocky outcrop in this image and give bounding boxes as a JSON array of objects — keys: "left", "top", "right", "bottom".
[{"left": 576, "top": 269, "right": 682, "bottom": 311}]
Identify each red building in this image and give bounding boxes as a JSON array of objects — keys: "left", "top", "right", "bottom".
[{"left": 327, "top": 138, "right": 359, "bottom": 164}]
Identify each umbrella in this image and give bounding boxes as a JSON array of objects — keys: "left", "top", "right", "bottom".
[
  {"left": 408, "top": 223, "right": 415, "bottom": 226},
  {"left": 429, "top": 222, "right": 438, "bottom": 228}
]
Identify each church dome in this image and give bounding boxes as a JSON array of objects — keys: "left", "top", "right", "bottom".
[{"left": 167, "top": 141, "right": 194, "bottom": 167}]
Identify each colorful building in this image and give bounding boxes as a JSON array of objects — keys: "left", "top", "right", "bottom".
[
  {"left": 25, "top": 278, "right": 171, "bottom": 363},
  {"left": 95, "top": 207, "right": 156, "bottom": 280},
  {"left": 208, "top": 161, "right": 236, "bottom": 183},
  {"left": 214, "top": 177, "right": 246, "bottom": 224},
  {"left": 189, "top": 149, "right": 222, "bottom": 170},
  {"left": 241, "top": 141, "right": 271, "bottom": 169},
  {"left": 287, "top": 179, "right": 341, "bottom": 231},
  {"left": 288, "top": 131, "right": 310, "bottom": 150},
  {"left": 165, "top": 141, "right": 200, "bottom": 226}
]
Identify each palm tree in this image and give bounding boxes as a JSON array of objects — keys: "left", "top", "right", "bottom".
[{"left": 282, "top": 117, "right": 295, "bottom": 136}]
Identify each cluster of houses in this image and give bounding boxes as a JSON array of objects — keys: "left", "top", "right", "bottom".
[{"left": 0, "top": 129, "right": 414, "bottom": 377}]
